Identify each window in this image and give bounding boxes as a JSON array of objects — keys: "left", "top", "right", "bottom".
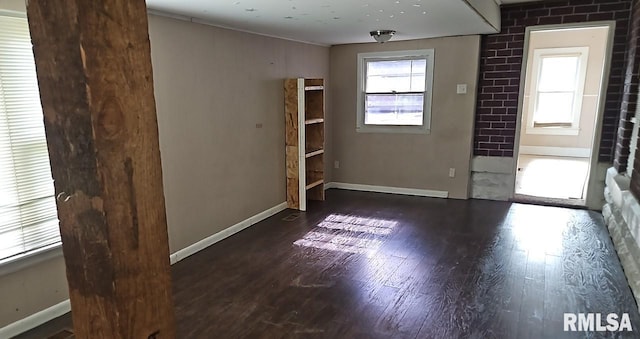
[
  {"left": 526, "top": 47, "right": 589, "bottom": 135},
  {"left": 0, "top": 14, "right": 60, "bottom": 264},
  {"left": 357, "top": 49, "right": 434, "bottom": 133}
]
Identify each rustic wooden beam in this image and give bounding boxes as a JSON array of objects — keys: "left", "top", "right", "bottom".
[{"left": 26, "top": 1, "right": 176, "bottom": 338}]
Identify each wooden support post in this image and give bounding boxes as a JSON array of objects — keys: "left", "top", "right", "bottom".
[{"left": 26, "top": 1, "right": 176, "bottom": 338}]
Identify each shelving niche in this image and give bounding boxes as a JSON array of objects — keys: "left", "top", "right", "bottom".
[{"left": 284, "top": 78, "right": 325, "bottom": 211}]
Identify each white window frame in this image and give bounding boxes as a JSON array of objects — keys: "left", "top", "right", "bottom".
[
  {"left": 526, "top": 47, "right": 589, "bottom": 136},
  {"left": 356, "top": 49, "right": 435, "bottom": 134}
]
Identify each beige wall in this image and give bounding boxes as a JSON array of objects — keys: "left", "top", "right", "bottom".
[
  {"left": 149, "top": 15, "right": 330, "bottom": 252},
  {"left": 0, "top": 256, "right": 68, "bottom": 329},
  {"left": 330, "top": 36, "right": 481, "bottom": 199},
  {"left": 0, "top": 0, "right": 22, "bottom": 12},
  {"left": 0, "top": 7, "right": 330, "bottom": 328},
  {"left": 520, "top": 27, "right": 608, "bottom": 150}
]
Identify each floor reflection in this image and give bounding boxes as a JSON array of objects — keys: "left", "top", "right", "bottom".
[
  {"left": 508, "top": 204, "right": 570, "bottom": 261},
  {"left": 294, "top": 213, "right": 398, "bottom": 257}
]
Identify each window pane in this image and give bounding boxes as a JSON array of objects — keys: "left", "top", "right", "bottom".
[
  {"left": 365, "top": 93, "right": 424, "bottom": 126},
  {"left": 534, "top": 92, "right": 574, "bottom": 124},
  {"left": 538, "top": 56, "right": 579, "bottom": 92},
  {"left": 366, "top": 59, "right": 426, "bottom": 93}
]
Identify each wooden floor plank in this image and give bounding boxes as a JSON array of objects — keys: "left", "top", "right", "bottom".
[{"left": 14, "top": 189, "right": 640, "bottom": 339}]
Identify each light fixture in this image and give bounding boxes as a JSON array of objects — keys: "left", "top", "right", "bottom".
[{"left": 370, "top": 29, "right": 396, "bottom": 43}]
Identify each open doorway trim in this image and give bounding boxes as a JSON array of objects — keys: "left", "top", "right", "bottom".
[{"left": 511, "top": 21, "right": 616, "bottom": 209}]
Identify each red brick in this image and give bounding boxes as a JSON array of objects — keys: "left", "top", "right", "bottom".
[
  {"left": 487, "top": 42, "right": 507, "bottom": 50},
  {"left": 479, "top": 129, "right": 502, "bottom": 136},
  {"left": 492, "top": 107, "right": 508, "bottom": 114},
  {"left": 588, "top": 12, "right": 615, "bottom": 20},
  {"left": 563, "top": 14, "right": 589, "bottom": 22},
  {"left": 487, "top": 57, "right": 508, "bottom": 64},
  {"left": 568, "top": 0, "right": 595, "bottom": 6},
  {"left": 507, "top": 56, "right": 523, "bottom": 64},
  {"left": 479, "top": 115, "right": 502, "bottom": 122},
  {"left": 482, "top": 100, "right": 504, "bottom": 107},
  {"left": 499, "top": 143, "right": 515, "bottom": 150},
  {"left": 573, "top": 5, "right": 599, "bottom": 13},
  {"left": 527, "top": 8, "right": 550, "bottom": 17},
  {"left": 501, "top": 115, "right": 517, "bottom": 122},
  {"left": 550, "top": 7, "right": 574, "bottom": 16},
  {"left": 538, "top": 16, "right": 563, "bottom": 25},
  {"left": 600, "top": 3, "right": 630, "bottom": 12}
]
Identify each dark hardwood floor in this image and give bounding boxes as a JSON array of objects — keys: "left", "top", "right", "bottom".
[{"left": 16, "top": 189, "right": 640, "bottom": 338}]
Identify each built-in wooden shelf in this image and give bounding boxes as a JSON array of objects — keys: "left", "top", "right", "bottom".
[
  {"left": 304, "top": 85, "right": 324, "bottom": 91},
  {"left": 305, "top": 149, "right": 324, "bottom": 158},
  {"left": 285, "top": 78, "right": 325, "bottom": 211},
  {"left": 305, "top": 179, "right": 324, "bottom": 190},
  {"left": 305, "top": 118, "right": 324, "bottom": 125}
]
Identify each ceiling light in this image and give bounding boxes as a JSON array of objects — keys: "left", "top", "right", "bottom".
[{"left": 370, "top": 30, "right": 396, "bottom": 43}]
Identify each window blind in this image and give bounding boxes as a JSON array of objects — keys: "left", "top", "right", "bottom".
[{"left": 0, "top": 15, "right": 60, "bottom": 261}]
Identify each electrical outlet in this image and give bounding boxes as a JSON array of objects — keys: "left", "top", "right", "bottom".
[
  {"left": 456, "top": 84, "right": 467, "bottom": 94},
  {"left": 449, "top": 168, "right": 456, "bottom": 178},
  {"left": 255, "top": 123, "right": 263, "bottom": 128},
  {"left": 334, "top": 160, "right": 340, "bottom": 169}
]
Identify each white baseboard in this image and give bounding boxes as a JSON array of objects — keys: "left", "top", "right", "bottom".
[
  {"left": 0, "top": 201, "right": 288, "bottom": 337},
  {"left": 0, "top": 300, "right": 70, "bottom": 339},
  {"left": 519, "top": 146, "right": 591, "bottom": 158},
  {"left": 327, "top": 182, "right": 448, "bottom": 198},
  {"left": 170, "top": 201, "right": 287, "bottom": 264}
]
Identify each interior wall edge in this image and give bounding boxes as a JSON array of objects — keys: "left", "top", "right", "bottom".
[
  {"left": 0, "top": 300, "right": 70, "bottom": 339},
  {"left": 169, "top": 202, "right": 288, "bottom": 264},
  {"left": 0, "top": 199, "right": 290, "bottom": 336}
]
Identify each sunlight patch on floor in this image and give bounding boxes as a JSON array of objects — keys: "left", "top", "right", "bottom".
[{"left": 294, "top": 214, "right": 397, "bottom": 257}]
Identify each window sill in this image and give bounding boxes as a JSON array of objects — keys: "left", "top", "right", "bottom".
[
  {"left": 356, "top": 125, "right": 431, "bottom": 134},
  {"left": 0, "top": 243, "right": 63, "bottom": 277},
  {"left": 525, "top": 127, "right": 579, "bottom": 136}
]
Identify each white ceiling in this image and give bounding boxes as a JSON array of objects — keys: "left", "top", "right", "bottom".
[{"left": 146, "top": 0, "right": 500, "bottom": 46}]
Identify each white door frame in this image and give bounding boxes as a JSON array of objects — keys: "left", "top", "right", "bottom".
[{"left": 511, "top": 21, "right": 616, "bottom": 209}]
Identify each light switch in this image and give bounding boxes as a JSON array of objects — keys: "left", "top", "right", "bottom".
[{"left": 457, "top": 84, "right": 467, "bottom": 94}]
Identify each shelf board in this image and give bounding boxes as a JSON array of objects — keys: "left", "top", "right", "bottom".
[
  {"left": 306, "top": 179, "right": 324, "bottom": 190},
  {"left": 305, "top": 149, "right": 324, "bottom": 158},
  {"left": 304, "top": 85, "right": 324, "bottom": 91},
  {"left": 304, "top": 118, "right": 324, "bottom": 125}
]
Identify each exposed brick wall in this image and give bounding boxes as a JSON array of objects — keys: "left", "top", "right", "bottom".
[
  {"left": 474, "top": 0, "right": 631, "bottom": 161},
  {"left": 618, "top": 0, "right": 640, "bottom": 173},
  {"left": 627, "top": 0, "right": 640, "bottom": 198}
]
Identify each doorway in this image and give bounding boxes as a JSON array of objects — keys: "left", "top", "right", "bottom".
[{"left": 513, "top": 23, "right": 614, "bottom": 207}]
